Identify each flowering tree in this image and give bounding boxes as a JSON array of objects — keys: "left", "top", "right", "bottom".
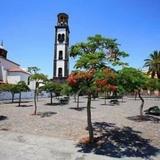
[
  {"left": 67, "top": 71, "right": 81, "bottom": 106},
  {"left": 67, "top": 70, "right": 96, "bottom": 108},
  {"left": 95, "top": 68, "right": 116, "bottom": 104},
  {"left": 69, "top": 34, "right": 128, "bottom": 143}
]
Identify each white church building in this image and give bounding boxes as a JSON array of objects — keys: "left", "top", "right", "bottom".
[
  {"left": 0, "top": 42, "right": 30, "bottom": 85},
  {"left": 0, "top": 42, "right": 41, "bottom": 100}
]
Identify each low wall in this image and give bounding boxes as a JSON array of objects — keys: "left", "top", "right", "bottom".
[{"left": 0, "top": 91, "right": 49, "bottom": 101}]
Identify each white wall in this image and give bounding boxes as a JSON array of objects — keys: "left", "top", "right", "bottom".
[
  {"left": 2, "top": 67, "right": 7, "bottom": 83},
  {"left": 7, "top": 72, "right": 29, "bottom": 84},
  {"left": 7, "top": 75, "right": 20, "bottom": 84}
]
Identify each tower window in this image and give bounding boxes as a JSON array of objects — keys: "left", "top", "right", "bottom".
[
  {"left": 58, "top": 68, "right": 62, "bottom": 77},
  {"left": 59, "top": 51, "right": 63, "bottom": 60},
  {"left": 58, "top": 34, "right": 65, "bottom": 43}
]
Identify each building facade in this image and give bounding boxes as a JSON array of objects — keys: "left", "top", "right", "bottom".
[
  {"left": 53, "top": 13, "right": 70, "bottom": 82},
  {"left": 0, "top": 42, "right": 30, "bottom": 85}
]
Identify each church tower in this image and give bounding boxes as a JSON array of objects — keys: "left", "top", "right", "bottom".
[{"left": 53, "top": 13, "right": 70, "bottom": 82}]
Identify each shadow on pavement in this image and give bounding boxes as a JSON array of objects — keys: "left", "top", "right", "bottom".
[
  {"left": 127, "top": 115, "right": 160, "bottom": 123},
  {"left": 2, "top": 101, "right": 32, "bottom": 104},
  {"left": 16, "top": 105, "right": 33, "bottom": 107},
  {"left": 0, "top": 115, "right": 8, "bottom": 121},
  {"left": 77, "top": 122, "right": 160, "bottom": 159},
  {"left": 69, "top": 107, "right": 86, "bottom": 111},
  {"left": 37, "top": 111, "right": 57, "bottom": 118}
]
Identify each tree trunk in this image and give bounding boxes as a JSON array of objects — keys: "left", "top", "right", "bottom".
[
  {"left": 77, "top": 94, "right": 79, "bottom": 108},
  {"left": 138, "top": 90, "right": 144, "bottom": 118},
  {"left": 37, "top": 91, "right": 39, "bottom": 102},
  {"left": 87, "top": 93, "right": 94, "bottom": 143},
  {"left": 11, "top": 92, "right": 14, "bottom": 103},
  {"left": 104, "top": 91, "right": 107, "bottom": 105},
  {"left": 74, "top": 94, "right": 76, "bottom": 102},
  {"left": 77, "top": 90, "right": 81, "bottom": 108},
  {"left": 121, "top": 95, "right": 124, "bottom": 102},
  {"left": 135, "top": 91, "right": 137, "bottom": 100},
  {"left": 18, "top": 92, "right": 21, "bottom": 107},
  {"left": 33, "top": 89, "right": 37, "bottom": 115},
  {"left": 157, "top": 72, "right": 160, "bottom": 79},
  {"left": 50, "top": 92, "right": 53, "bottom": 104}
]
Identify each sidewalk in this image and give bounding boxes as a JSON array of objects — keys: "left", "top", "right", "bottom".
[{"left": 0, "top": 131, "right": 159, "bottom": 160}]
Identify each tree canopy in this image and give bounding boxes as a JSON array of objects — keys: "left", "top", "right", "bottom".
[{"left": 144, "top": 50, "right": 160, "bottom": 79}]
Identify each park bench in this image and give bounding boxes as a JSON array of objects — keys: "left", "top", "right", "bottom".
[
  {"left": 109, "top": 99, "right": 119, "bottom": 105},
  {"left": 59, "top": 96, "right": 69, "bottom": 104}
]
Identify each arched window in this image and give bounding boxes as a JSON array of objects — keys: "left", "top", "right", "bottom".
[
  {"left": 62, "top": 34, "right": 65, "bottom": 41},
  {"left": 58, "top": 34, "right": 65, "bottom": 43},
  {"left": 59, "top": 50, "right": 63, "bottom": 60},
  {"left": 58, "top": 68, "right": 62, "bottom": 77}
]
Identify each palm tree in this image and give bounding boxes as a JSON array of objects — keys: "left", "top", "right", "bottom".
[{"left": 144, "top": 50, "right": 160, "bottom": 79}]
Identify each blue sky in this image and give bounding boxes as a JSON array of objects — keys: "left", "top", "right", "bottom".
[{"left": 0, "top": 0, "right": 160, "bottom": 78}]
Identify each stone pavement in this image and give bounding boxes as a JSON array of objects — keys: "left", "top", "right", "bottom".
[{"left": 0, "top": 131, "right": 159, "bottom": 160}]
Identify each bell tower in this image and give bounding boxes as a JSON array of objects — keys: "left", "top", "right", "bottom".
[{"left": 53, "top": 13, "right": 70, "bottom": 82}]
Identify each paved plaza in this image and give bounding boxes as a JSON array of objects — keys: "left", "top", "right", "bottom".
[{"left": 0, "top": 96, "right": 160, "bottom": 159}]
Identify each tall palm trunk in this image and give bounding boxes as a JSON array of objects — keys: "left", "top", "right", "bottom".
[
  {"left": 138, "top": 89, "right": 144, "bottom": 118},
  {"left": 157, "top": 72, "right": 160, "bottom": 79},
  {"left": 87, "top": 93, "right": 94, "bottom": 143}
]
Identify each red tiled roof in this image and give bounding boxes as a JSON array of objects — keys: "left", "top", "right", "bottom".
[{"left": 8, "top": 67, "right": 31, "bottom": 75}]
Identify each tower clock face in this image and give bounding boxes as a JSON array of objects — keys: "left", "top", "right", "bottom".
[{"left": 58, "top": 34, "right": 65, "bottom": 43}]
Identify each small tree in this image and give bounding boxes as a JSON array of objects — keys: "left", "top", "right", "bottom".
[
  {"left": 67, "top": 72, "right": 84, "bottom": 108},
  {"left": 61, "top": 83, "right": 71, "bottom": 96},
  {"left": 27, "top": 66, "right": 40, "bottom": 74},
  {"left": 16, "top": 81, "right": 30, "bottom": 106},
  {"left": 95, "top": 68, "right": 116, "bottom": 104},
  {"left": 146, "top": 78, "right": 160, "bottom": 96},
  {"left": 3, "top": 84, "right": 19, "bottom": 103},
  {"left": 41, "top": 81, "right": 62, "bottom": 104},
  {"left": 29, "top": 73, "right": 47, "bottom": 115},
  {"left": 70, "top": 34, "right": 128, "bottom": 142},
  {"left": 117, "top": 67, "right": 147, "bottom": 117}
]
